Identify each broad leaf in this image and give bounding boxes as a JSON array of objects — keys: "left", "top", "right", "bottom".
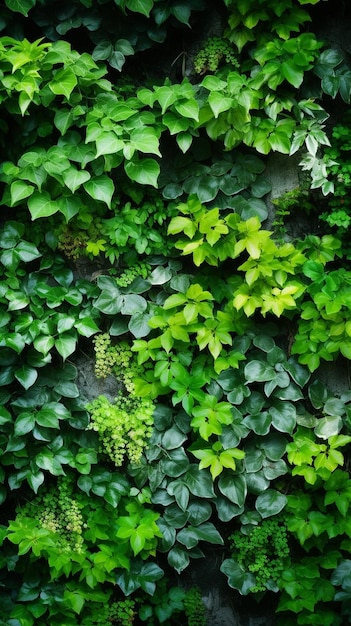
[
  {"left": 255, "top": 489, "right": 287, "bottom": 518},
  {"left": 28, "top": 192, "right": 59, "bottom": 219},
  {"left": 125, "top": 158, "right": 160, "bottom": 188},
  {"left": 220, "top": 559, "right": 256, "bottom": 595},
  {"left": 218, "top": 473, "right": 247, "bottom": 507},
  {"left": 15, "top": 366, "right": 38, "bottom": 390},
  {"left": 83, "top": 176, "right": 114, "bottom": 208}
]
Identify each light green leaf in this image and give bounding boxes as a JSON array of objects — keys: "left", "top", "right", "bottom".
[
  {"left": 130, "top": 127, "right": 161, "bottom": 156},
  {"left": 83, "top": 176, "right": 114, "bottom": 208},
  {"left": 176, "top": 132, "right": 193, "bottom": 153},
  {"left": 125, "top": 158, "right": 160, "bottom": 188},
  {"left": 174, "top": 99, "right": 199, "bottom": 121},
  {"left": 208, "top": 93, "right": 233, "bottom": 118},
  {"left": 10, "top": 181, "right": 34, "bottom": 206},
  {"left": 75, "top": 317, "right": 99, "bottom": 337},
  {"left": 62, "top": 168, "right": 91, "bottom": 193},
  {"left": 49, "top": 67, "right": 78, "bottom": 99},
  {"left": 28, "top": 192, "right": 59, "bottom": 219}
]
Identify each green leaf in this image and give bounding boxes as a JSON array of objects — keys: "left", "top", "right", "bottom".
[
  {"left": 308, "top": 380, "right": 328, "bottom": 409},
  {"left": 63, "top": 590, "right": 84, "bottom": 615},
  {"left": 314, "top": 415, "right": 342, "bottom": 439},
  {"left": 281, "top": 61, "right": 304, "bottom": 88},
  {"left": 176, "top": 132, "right": 193, "bottom": 153},
  {"left": 75, "top": 317, "right": 99, "bottom": 337},
  {"left": 220, "top": 559, "right": 256, "bottom": 595},
  {"left": 162, "top": 426, "right": 187, "bottom": 450},
  {"left": 62, "top": 168, "right": 91, "bottom": 193},
  {"left": 245, "top": 360, "right": 275, "bottom": 382},
  {"left": 168, "top": 545, "right": 190, "bottom": 573},
  {"left": 174, "top": 99, "right": 199, "bottom": 121},
  {"left": 28, "top": 192, "right": 59, "bottom": 219},
  {"left": 208, "top": 93, "right": 233, "bottom": 118},
  {"left": 255, "top": 489, "right": 287, "bottom": 518},
  {"left": 126, "top": 0, "right": 153, "bottom": 17},
  {"left": 55, "top": 332, "right": 77, "bottom": 360},
  {"left": 49, "top": 67, "right": 78, "bottom": 99},
  {"left": 183, "top": 465, "right": 215, "bottom": 498},
  {"left": 167, "top": 481, "right": 190, "bottom": 511},
  {"left": 269, "top": 400, "right": 296, "bottom": 435},
  {"left": 10, "top": 181, "right": 34, "bottom": 206},
  {"left": 218, "top": 473, "right": 247, "bottom": 506},
  {"left": 35, "top": 450, "right": 65, "bottom": 475},
  {"left": 14, "top": 412, "right": 35, "bottom": 436},
  {"left": 130, "top": 127, "right": 161, "bottom": 156},
  {"left": 16, "top": 241, "right": 41, "bottom": 263},
  {"left": 15, "top": 365, "right": 38, "bottom": 390},
  {"left": 120, "top": 294, "right": 147, "bottom": 315},
  {"left": 4, "top": 0, "right": 35, "bottom": 16},
  {"left": 171, "top": 4, "right": 191, "bottom": 25},
  {"left": 125, "top": 158, "right": 160, "bottom": 188},
  {"left": 160, "top": 447, "right": 190, "bottom": 477},
  {"left": 83, "top": 176, "right": 114, "bottom": 208}
]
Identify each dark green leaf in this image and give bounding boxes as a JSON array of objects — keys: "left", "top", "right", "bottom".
[
  {"left": 15, "top": 365, "right": 38, "bottom": 390},
  {"left": 162, "top": 426, "right": 187, "bottom": 450},
  {"left": 255, "top": 489, "right": 287, "bottom": 518},
  {"left": 168, "top": 545, "right": 190, "bottom": 573},
  {"left": 218, "top": 473, "right": 247, "bottom": 506},
  {"left": 183, "top": 465, "right": 216, "bottom": 498},
  {"left": 220, "top": 559, "right": 256, "bottom": 595}
]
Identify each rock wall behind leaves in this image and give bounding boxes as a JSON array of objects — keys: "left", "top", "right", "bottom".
[{"left": 1, "top": 1, "right": 351, "bottom": 626}]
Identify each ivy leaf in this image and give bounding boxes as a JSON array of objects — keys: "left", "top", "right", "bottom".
[
  {"left": 126, "top": 0, "right": 153, "bottom": 17},
  {"left": 83, "top": 176, "right": 114, "bottom": 208},
  {"left": 269, "top": 400, "right": 296, "bottom": 434},
  {"left": 75, "top": 317, "right": 99, "bottom": 337},
  {"left": 125, "top": 158, "right": 160, "bottom": 188},
  {"left": 183, "top": 465, "right": 215, "bottom": 498},
  {"left": 255, "top": 489, "right": 287, "bottom": 518},
  {"left": 15, "top": 366, "right": 38, "bottom": 390},
  {"left": 4, "top": 0, "right": 35, "bottom": 15},
  {"left": 49, "top": 67, "right": 78, "bottom": 99},
  {"left": 55, "top": 332, "right": 77, "bottom": 360},
  {"left": 130, "top": 127, "right": 161, "bottom": 156},
  {"left": 14, "top": 412, "right": 36, "bottom": 436},
  {"left": 171, "top": 4, "right": 191, "bottom": 26},
  {"left": 220, "top": 559, "right": 256, "bottom": 595},
  {"left": 62, "top": 168, "right": 91, "bottom": 193},
  {"left": 28, "top": 192, "right": 59, "bottom": 219},
  {"left": 168, "top": 545, "right": 190, "bottom": 573},
  {"left": 218, "top": 473, "right": 247, "bottom": 507},
  {"left": 10, "top": 181, "right": 34, "bottom": 206}
]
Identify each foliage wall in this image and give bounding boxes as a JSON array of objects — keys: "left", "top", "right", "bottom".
[{"left": 1, "top": 0, "right": 351, "bottom": 624}]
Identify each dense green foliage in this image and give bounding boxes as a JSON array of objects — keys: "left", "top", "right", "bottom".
[{"left": 0, "top": 0, "right": 351, "bottom": 625}]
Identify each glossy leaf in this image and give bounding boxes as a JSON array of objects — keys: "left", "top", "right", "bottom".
[{"left": 255, "top": 489, "right": 287, "bottom": 518}]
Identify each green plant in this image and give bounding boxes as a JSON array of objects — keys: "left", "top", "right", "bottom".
[
  {"left": 222, "top": 515, "right": 291, "bottom": 593},
  {"left": 82, "top": 599, "right": 136, "bottom": 625},
  {"left": 87, "top": 393, "right": 154, "bottom": 466},
  {"left": 291, "top": 262, "right": 351, "bottom": 371},
  {"left": 194, "top": 37, "right": 239, "bottom": 74},
  {"left": 184, "top": 587, "right": 207, "bottom": 626}
]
